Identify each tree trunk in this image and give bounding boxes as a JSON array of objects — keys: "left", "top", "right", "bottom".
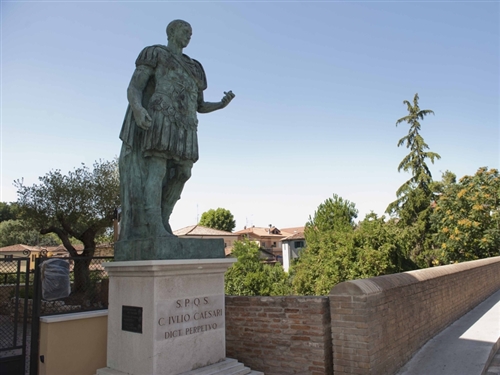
[{"left": 73, "top": 256, "right": 92, "bottom": 294}]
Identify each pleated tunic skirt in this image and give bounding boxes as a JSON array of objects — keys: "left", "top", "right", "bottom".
[{"left": 141, "top": 91, "right": 199, "bottom": 163}]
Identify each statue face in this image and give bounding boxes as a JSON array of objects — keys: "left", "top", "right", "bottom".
[{"left": 174, "top": 25, "right": 192, "bottom": 48}]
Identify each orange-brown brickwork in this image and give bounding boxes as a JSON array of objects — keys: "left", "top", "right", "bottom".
[
  {"left": 329, "top": 256, "right": 500, "bottom": 375},
  {"left": 225, "top": 296, "right": 333, "bottom": 375}
]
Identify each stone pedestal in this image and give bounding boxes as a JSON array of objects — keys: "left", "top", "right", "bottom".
[{"left": 96, "top": 258, "right": 235, "bottom": 375}]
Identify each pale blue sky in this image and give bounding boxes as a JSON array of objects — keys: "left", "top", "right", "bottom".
[{"left": 1, "top": 1, "right": 499, "bottom": 231}]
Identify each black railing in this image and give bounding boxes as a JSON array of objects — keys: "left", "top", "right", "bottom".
[
  {"left": 35, "top": 256, "right": 113, "bottom": 317},
  {"left": 28, "top": 256, "right": 113, "bottom": 375},
  {"left": 0, "top": 257, "right": 31, "bottom": 375}
]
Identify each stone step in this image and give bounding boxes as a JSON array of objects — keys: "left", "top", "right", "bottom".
[
  {"left": 180, "top": 358, "right": 261, "bottom": 375},
  {"left": 235, "top": 367, "right": 265, "bottom": 375},
  {"left": 232, "top": 367, "right": 252, "bottom": 375}
]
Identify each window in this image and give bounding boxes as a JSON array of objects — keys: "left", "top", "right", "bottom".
[{"left": 294, "top": 241, "right": 304, "bottom": 248}]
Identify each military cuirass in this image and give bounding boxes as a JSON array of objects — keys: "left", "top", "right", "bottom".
[{"left": 149, "top": 52, "right": 200, "bottom": 130}]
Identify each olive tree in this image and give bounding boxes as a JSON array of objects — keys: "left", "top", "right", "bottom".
[{"left": 15, "top": 160, "right": 120, "bottom": 291}]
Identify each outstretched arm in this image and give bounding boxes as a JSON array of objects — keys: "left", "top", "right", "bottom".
[
  {"left": 127, "top": 65, "right": 154, "bottom": 129},
  {"left": 197, "top": 90, "right": 235, "bottom": 114}
]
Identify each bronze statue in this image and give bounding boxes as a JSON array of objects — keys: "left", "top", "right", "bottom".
[{"left": 119, "top": 20, "right": 235, "bottom": 241}]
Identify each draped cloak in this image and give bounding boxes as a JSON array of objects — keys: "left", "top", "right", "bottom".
[{"left": 118, "top": 45, "right": 207, "bottom": 241}]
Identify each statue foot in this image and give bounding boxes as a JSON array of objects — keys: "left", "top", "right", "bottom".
[
  {"left": 150, "top": 224, "right": 173, "bottom": 238},
  {"left": 164, "top": 221, "right": 174, "bottom": 235},
  {"left": 146, "top": 208, "right": 173, "bottom": 238}
]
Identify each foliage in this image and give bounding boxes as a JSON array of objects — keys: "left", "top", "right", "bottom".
[
  {"left": 225, "top": 239, "right": 292, "bottom": 296},
  {"left": 14, "top": 160, "right": 120, "bottom": 291},
  {"left": 386, "top": 93, "right": 441, "bottom": 225},
  {"left": 199, "top": 208, "right": 236, "bottom": 232},
  {"left": 292, "top": 211, "right": 413, "bottom": 295},
  {"left": 0, "top": 219, "right": 60, "bottom": 247},
  {"left": 0, "top": 202, "right": 19, "bottom": 222},
  {"left": 354, "top": 213, "right": 416, "bottom": 273},
  {"left": 305, "top": 194, "right": 358, "bottom": 244},
  {"left": 432, "top": 167, "right": 500, "bottom": 263},
  {"left": 1, "top": 272, "right": 31, "bottom": 285},
  {"left": 383, "top": 93, "right": 442, "bottom": 267},
  {"left": 293, "top": 195, "right": 358, "bottom": 295},
  {"left": 9, "top": 286, "right": 34, "bottom": 299},
  {"left": 430, "top": 170, "right": 457, "bottom": 196}
]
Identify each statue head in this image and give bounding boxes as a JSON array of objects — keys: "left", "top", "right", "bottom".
[{"left": 166, "top": 20, "right": 192, "bottom": 48}]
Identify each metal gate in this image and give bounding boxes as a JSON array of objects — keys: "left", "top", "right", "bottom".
[{"left": 0, "top": 257, "right": 31, "bottom": 375}]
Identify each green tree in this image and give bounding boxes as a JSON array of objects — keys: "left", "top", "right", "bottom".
[
  {"left": 292, "top": 212, "right": 412, "bottom": 296},
  {"left": 386, "top": 93, "right": 441, "bottom": 224},
  {"left": 15, "top": 160, "right": 120, "bottom": 291},
  {"left": 0, "top": 202, "right": 19, "bottom": 222},
  {"left": 225, "top": 239, "right": 291, "bottom": 296},
  {"left": 292, "top": 229, "right": 355, "bottom": 295},
  {"left": 354, "top": 213, "right": 416, "bottom": 274},
  {"left": 305, "top": 194, "right": 358, "bottom": 244},
  {"left": 430, "top": 170, "right": 457, "bottom": 196},
  {"left": 385, "top": 93, "right": 441, "bottom": 267},
  {"left": 432, "top": 167, "right": 500, "bottom": 263},
  {"left": 199, "top": 208, "right": 236, "bottom": 232},
  {"left": 0, "top": 202, "right": 61, "bottom": 247},
  {"left": 0, "top": 219, "right": 60, "bottom": 247},
  {"left": 293, "top": 195, "right": 358, "bottom": 295}
]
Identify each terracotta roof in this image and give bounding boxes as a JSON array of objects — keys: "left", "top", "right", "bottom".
[
  {"left": 0, "top": 244, "right": 68, "bottom": 253},
  {"left": 234, "top": 227, "right": 287, "bottom": 238},
  {"left": 0, "top": 244, "right": 43, "bottom": 253},
  {"left": 0, "top": 243, "right": 112, "bottom": 255},
  {"left": 174, "top": 225, "right": 237, "bottom": 236},
  {"left": 280, "top": 226, "right": 305, "bottom": 236},
  {"left": 282, "top": 232, "right": 305, "bottom": 241},
  {"left": 234, "top": 226, "right": 305, "bottom": 238},
  {"left": 52, "top": 244, "right": 84, "bottom": 252}
]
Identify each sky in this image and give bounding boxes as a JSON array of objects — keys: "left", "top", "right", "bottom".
[{"left": 1, "top": 1, "right": 499, "bottom": 232}]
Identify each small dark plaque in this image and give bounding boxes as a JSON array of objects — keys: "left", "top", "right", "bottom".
[{"left": 122, "top": 305, "right": 143, "bottom": 333}]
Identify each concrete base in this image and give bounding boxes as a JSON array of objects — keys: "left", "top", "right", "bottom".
[
  {"left": 97, "top": 358, "right": 264, "bottom": 375},
  {"left": 97, "top": 258, "right": 235, "bottom": 375},
  {"left": 114, "top": 237, "right": 225, "bottom": 261}
]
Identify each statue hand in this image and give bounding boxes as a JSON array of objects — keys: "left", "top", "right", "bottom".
[
  {"left": 134, "top": 108, "right": 152, "bottom": 130},
  {"left": 221, "top": 91, "right": 235, "bottom": 108}
]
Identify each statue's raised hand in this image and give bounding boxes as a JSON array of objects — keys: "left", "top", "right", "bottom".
[
  {"left": 221, "top": 91, "right": 235, "bottom": 108},
  {"left": 134, "top": 107, "right": 152, "bottom": 130}
]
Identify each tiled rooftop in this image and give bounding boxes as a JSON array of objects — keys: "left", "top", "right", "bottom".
[{"left": 174, "top": 225, "right": 237, "bottom": 236}]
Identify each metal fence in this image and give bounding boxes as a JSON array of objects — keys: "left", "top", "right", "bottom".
[
  {"left": 0, "top": 257, "right": 31, "bottom": 375},
  {"left": 0, "top": 255, "right": 112, "bottom": 375},
  {"left": 28, "top": 255, "right": 113, "bottom": 375},
  {"left": 35, "top": 256, "right": 113, "bottom": 316}
]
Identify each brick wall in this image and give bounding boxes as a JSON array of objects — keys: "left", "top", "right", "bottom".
[
  {"left": 329, "top": 256, "right": 500, "bottom": 375},
  {"left": 225, "top": 296, "right": 332, "bottom": 375}
]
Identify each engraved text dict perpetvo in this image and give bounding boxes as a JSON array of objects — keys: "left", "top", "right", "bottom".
[{"left": 156, "top": 295, "right": 224, "bottom": 340}]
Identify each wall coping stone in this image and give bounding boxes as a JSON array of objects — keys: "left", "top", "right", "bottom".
[
  {"left": 40, "top": 309, "right": 108, "bottom": 323},
  {"left": 330, "top": 256, "right": 500, "bottom": 296}
]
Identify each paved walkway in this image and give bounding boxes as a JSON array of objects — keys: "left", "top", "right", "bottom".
[
  {"left": 486, "top": 348, "right": 500, "bottom": 375},
  {"left": 397, "top": 289, "right": 500, "bottom": 375}
]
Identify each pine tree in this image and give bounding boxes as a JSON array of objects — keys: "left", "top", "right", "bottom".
[{"left": 387, "top": 93, "right": 441, "bottom": 225}]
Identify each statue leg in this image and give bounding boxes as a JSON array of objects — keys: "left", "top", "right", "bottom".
[
  {"left": 161, "top": 159, "right": 193, "bottom": 234},
  {"left": 144, "top": 155, "right": 170, "bottom": 237}
]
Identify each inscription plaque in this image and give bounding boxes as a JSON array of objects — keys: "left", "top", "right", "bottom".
[
  {"left": 156, "top": 294, "right": 224, "bottom": 340},
  {"left": 122, "top": 305, "right": 143, "bottom": 333}
]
